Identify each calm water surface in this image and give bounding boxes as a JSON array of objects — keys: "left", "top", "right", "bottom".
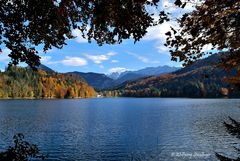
[{"left": 0, "top": 98, "right": 240, "bottom": 161}]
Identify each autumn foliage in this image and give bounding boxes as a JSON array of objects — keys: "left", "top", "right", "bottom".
[
  {"left": 0, "top": 66, "right": 96, "bottom": 99},
  {"left": 104, "top": 54, "right": 240, "bottom": 98},
  {"left": 166, "top": 0, "right": 240, "bottom": 67},
  {"left": 0, "top": 0, "right": 163, "bottom": 67}
]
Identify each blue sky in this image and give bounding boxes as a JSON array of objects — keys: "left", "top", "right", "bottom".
[
  {"left": 0, "top": 23, "right": 182, "bottom": 74},
  {"left": 0, "top": 1, "right": 205, "bottom": 74}
]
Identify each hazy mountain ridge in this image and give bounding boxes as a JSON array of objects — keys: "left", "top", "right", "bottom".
[
  {"left": 26, "top": 64, "right": 55, "bottom": 73},
  {"left": 69, "top": 65, "right": 180, "bottom": 90},
  {"left": 36, "top": 64, "right": 55, "bottom": 73},
  {"left": 128, "top": 65, "right": 180, "bottom": 76},
  {"left": 103, "top": 54, "right": 239, "bottom": 98},
  {"left": 107, "top": 72, "right": 121, "bottom": 80},
  {"left": 67, "top": 72, "right": 115, "bottom": 90},
  {"left": 115, "top": 65, "right": 180, "bottom": 84},
  {"left": 1, "top": 54, "right": 237, "bottom": 98}
]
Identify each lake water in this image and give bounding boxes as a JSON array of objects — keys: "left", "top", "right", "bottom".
[{"left": 0, "top": 98, "right": 239, "bottom": 161}]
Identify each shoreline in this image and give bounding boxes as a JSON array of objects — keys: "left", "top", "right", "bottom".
[
  {"left": 0, "top": 97, "right": 94, "bottom": 100},
  {"left": 0, "top": 96, "right": 238, "bottom": 100}
]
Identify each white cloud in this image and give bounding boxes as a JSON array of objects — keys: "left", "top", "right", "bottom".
[
  {"left": 72, "top": 29, "right": 88, "bottom": 43},
  {"left": 144, "top": 21, "right": 177, "bottom": 42},
  {"left": 41, "top": 56, "right": 52, "bottom": 64},
  {"left": 0, "top": 48, "right": 10, "bottom": 62},
  {"left": 85, "top": 55, "right": 108, "bottom": 64},
  {"left": 41, "top": 56, "right": 88, "bottom": 66},
  {"left": 61, "top": 56, "right": 87, "bottom": 66},
  {"left": 111, "top": 60, "right": 119, "bottom": 63},
  {"left": 160, "top": 0, "right": 200, "bottom": 15},
  {"left": 161, "top": 0, "right": 176, "bottom": 12},
  {"left": 40, "top": 56, "right": 61, "bottom": 65},
  {"left": 99, "top": 65, "right": 104, "bottom": 69},
  {"left": 156, "top": 45, "right": 169, "bottom": 53},
  {"left": 108, "top": 67, "right": 128, "bottom": 73},
  {"left": 127, "top": 52, "right": 160, "bottom": 64},
  {"left": 85, "top": 52, "right": 117, "bottom": 64},
  {"left": 107, "top": 52, "right": 116, "bottom": 56},
  {"left": 143, "top": 0, "right": 202, "bottom": 54},
  {"left": 127, "top": 52, "right": 149, "bottom": 63},
  {"left": 143, "top": 21, "right": 178, "bottom": 54},
  {"left": 137, "top": 56, "right": 149, "bottom": 63},
  {"left": 201, "top": 44, "right": 214, "bottom": 52}
]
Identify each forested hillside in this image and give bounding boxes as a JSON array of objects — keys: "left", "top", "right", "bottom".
[
  {"left": 103, "top": 54, "right": 240, "bottom": 98},
  {"left": 67, "top": 72, "right": 115, "bottom": 90},
  {"left": 115, "top": 65, "right": 180, "bottom": 84},
  {"left": 0, "top": 67, "right": 96, "bottom": 99},
  {"left": 69, "top": 66, "right": 179, "bottom": 90}
]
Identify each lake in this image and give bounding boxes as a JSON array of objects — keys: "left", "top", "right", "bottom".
[{"left": 0, "top": 98, "right": 239, "bottom": 161}]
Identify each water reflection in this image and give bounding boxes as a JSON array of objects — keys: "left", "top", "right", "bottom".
[{"left": 0, "top": 98, "right": 239, "bottom": 160}]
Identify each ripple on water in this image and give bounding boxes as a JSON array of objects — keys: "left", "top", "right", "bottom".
[{"left": 0, "top": 98, "right": 240, "bottom": 161}]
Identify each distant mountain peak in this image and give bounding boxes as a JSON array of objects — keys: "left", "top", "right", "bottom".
[
  {"left": 67, "top": 71, "right": 115, "bottom": 90},
  {"left": 63, "top": 66, "right": 180, "bottom": 90},
  {"left": 27, "top": 64, "right": 55, "bottom": 73},
  {"left": 37, "top": 64, "right": 55, "bottom": 72},
  {"left": 114, "top": 65, "right": 180, "bottom": 84},
  {"left": 115, "top": 53, "right": 238, "bottom": 98},
  {"left": 107, "top": 72, "right": 122, "bottom": 80}
]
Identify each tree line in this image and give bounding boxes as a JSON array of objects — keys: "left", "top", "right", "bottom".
[{"left": 0, "top": 66, "right": 96, "bottom": 99}]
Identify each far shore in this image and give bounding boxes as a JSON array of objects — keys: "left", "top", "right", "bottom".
[
  {"left": 0, "top": 96, "right": 93, "bottom": 100},
  {"left": 0, "top": 96, "right": 237, "bottom": 100}
]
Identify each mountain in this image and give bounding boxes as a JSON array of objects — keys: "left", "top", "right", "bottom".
[
  {"left": 0, "top": 66, "right": 96, "bottom": 99},
  {"left": 68, "top": 66, "right": 180, "bottom": 90},
  {"left": 174, "top": 54, "right": 220, "bottom": 75},
  {"left": 107, "top": 72, "right": 122, "bottom": 80},
  {"left": 131, "top": 65, "right": 180, "bottom": 76},
  {"left": 115, "top": 72, "right": 145, "bottom": 84},
  {"left": 67, "top": 72, "right": 115, "bottom": 90},
  {"left": 115, "top": 65, "right": 180, "bottom": 84},
  {"left": 26, "top": 64, "right": 55, "bottom": 73},
  {"left": 36, "top": 64, "right": 55, "bottom": 73},
  {"left": 106, "top": 54, "right": 239, "bottom": 98}
]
